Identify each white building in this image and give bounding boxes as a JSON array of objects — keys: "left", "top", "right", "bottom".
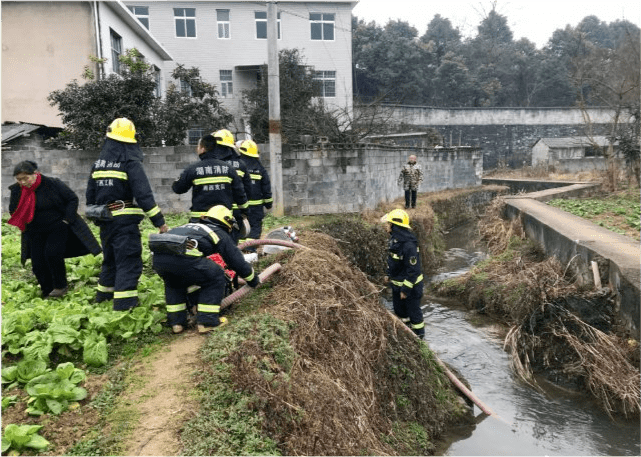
[{"left": 122, "top": 0, "right": 357, "bottom": 140}]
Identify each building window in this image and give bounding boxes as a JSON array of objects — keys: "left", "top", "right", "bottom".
[
  {"left": 110, "top": 29, "right": 122, "bottom": 73},
  {"left": 180, "top": 79, "right": 192, "bottom": 96},
  {"left": 188, "top": 128, "right": 205, "bottom": 145},
  {"left": 127, "top": 6, "right": 149, "bottom": 29},
  {"left": 310, "top": 13, "right": 334, "bottom": 40},
  {"left": 174, "top": 8, "right": 196, "bottom": 38},
  {"left": 153, "top": 66, "right": 161, "bottom": 97},
  {"left": 220, "top": 70, "right": 233, "bottom": 98},
  {"left": 255, "top": 11, "right": 281, "bottom": 39},
  {"left": 217, "top": 9, "right": 230, "bottom": 39},
  {"left": 314, "top": 71, "right": 336, "bottom": 97}
]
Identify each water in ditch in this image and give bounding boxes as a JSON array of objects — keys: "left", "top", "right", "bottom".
[{"left": 417, "top": 222, "right": 639, "bottom": 455}]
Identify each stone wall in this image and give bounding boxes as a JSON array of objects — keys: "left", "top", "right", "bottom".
[
  {"left": 375, "top": 106, "right": 621, "bottom": 169},
  {"left": 2, "top": 141, "right": 482, "bottom": 216}
]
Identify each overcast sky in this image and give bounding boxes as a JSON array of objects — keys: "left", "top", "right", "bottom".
[{"left": 351, "top": 0, "right": 641, "bottom": 48}]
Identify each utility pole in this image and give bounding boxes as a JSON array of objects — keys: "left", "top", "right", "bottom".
[{"left": 267, "top": 1, "right": 284, "bottom": 216}]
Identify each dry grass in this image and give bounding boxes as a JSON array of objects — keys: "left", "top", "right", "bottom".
[{"left": 226, "top": 235, "right": 465, "bottom": 455}]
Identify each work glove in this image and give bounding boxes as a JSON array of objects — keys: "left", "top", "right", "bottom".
[{"left": 247, "top": 275, "right": 260, "bottom": 288}]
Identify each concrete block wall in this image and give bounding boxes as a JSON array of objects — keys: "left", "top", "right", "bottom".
[{"left": 2, "top": 142, "right": 482, "bottom": 217}]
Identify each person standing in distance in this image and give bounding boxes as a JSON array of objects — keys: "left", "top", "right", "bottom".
[
  {"left": 237, "top": 140, "right": 273, "bottom": 249},
  {"left": 86, "top": 117, "right": 168, "bottom": 311},
  {"left": 381, "top": 209, "right": 425, "bottom": 339},
  {"left": 172, "top": 134, "right": 248, "bottom": 223},
  {"left": 397, "top": 155, "right": 423, "bottom": 209}
]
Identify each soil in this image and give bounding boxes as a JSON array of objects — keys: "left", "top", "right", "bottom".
[{"left": 118, "top": 331, "right": 203, "bottom": 456}]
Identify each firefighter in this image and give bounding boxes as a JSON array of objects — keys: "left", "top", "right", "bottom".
[
  {"left": 150, "top": 205, "right": 260, "bottom": 334},
  {"left": 86, "top": 118, "right": 168, "bottom": 311},
  {"left": 172, "top": 134, "right": 248, "bottom": 223},
  {"left": 211, "top": 129, "right": 252, "bottom": 243},
  {"left": 237, "top": 140, "right": 273, "bottom": 250},
  {"left": 381, "top": 209, "right": 425, "bottom": 339}
]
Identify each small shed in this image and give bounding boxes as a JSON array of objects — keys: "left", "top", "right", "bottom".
[{"left": 531, "top": 136, "right": 618, "bottom": 166}]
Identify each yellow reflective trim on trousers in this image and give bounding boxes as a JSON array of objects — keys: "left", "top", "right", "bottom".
[
  {"left": 185, "top": 249, "right": 203, "bottom": 257},
  {"left": 190, "top": 211, "right": 207, "bottom": 218},
  {"left": 193, "top": 176, "right": 233, "bottom": 186},
  {"left": 250, "top": 174, "right": 262, "bottom": 180},
  {"left": 167, "top": 304, "right": 187, "bottom": 313},
  {"left": 187, "top": 285, "right": 201, "bottom": 294},
  {"left": 415, "top": 274, "right": 424, "bottom": 284},
  {"left": 198, "top": 304, "right": 220, "bottom": 313},
  {"left": 411, "top": 321, "right": 425, "bottom": 330},
  {"left": 390, "top": 253, "right": 401, "bottom": 260},
  {"left": 92, "top": 170, "right": 128, "bottom": 180},
  {"left": 236, "top": 170, "right": 245, "bottom": 177},
  {"left": 146, "top": 205, "right": 161, "bottom": 218},
  {"left": 248, "top": 199, "right": 263, "bottom": 206},
  {"left": 114, "top": 290, "right": 138, "bottom": 299},
  {"left": 264, "top": 197, "right": 273, "bottom": 203},
  {"left": 112, "top": 208, "right": 144, "bottom": 217},
  {"left": 97, "top": 284, "right": 115, "bottom": 293},
  {"left": 243, "top": 269, "right": 255, "bottom": 282},
  {"left": 403, "top": 280, "right": 414, "bottom": 288},
  {"left": 391, "top": 280, "right": 404, "bottom": 287}
]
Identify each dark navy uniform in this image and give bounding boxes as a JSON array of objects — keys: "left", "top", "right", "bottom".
[
  {"left": 212, "top": 144, "right": 252, "bottom": 243},
  {"left": 86, "top": 138, "right": 166, "bottom": 310},
  {"left": 151, "top": 220, "right": 259, "bottom": 328},
  {"left": 239, "top": 155, "right": 273, "bottom": 246},
  {"left": 172, "top": 150, "right": 248, "bottom": 222},
  {"left": 386, "top": 225, "right": 425, "bottom": 338}
]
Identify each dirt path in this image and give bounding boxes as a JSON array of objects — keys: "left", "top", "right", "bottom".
[{"left": 121, "top": 331, "right": 204, "bottom": 456}]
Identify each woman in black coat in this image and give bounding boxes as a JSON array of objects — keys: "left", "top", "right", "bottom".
[{"left": 8, "top": 160, "right": 101, "bottom": 298}]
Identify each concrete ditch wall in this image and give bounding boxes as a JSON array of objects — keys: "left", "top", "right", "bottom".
[
  {"left": 487, "top": 180, "right": 640, "bottom": 339},
  {"left": 2, "top": 141, "right": 482, "bottom": 216}
]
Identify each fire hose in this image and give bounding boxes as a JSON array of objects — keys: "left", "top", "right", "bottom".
[
  {"left": 237, "top": 238, "right": 309, "bottom": 251},
  {"left": 228, "top": 238, "right": 499, "bottom": 418},
  {"left": 221, "top": 262, "right": 281, "bottom": 309}
]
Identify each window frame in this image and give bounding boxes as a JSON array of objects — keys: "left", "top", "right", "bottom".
[
  {"left": 310, "top": 12, "right": 335, "bottom": 41},
  {"left": 254, "top": 11, "right": 281, "bottom": 40},
  {"left": 153, "top": 66, "right": 161, "bottom": 97},
  {"left": 180, "top": 79, "right": 193, "bottom": 97},
  {"left": 110, "top": 28, "right": 122, "bottom": 74},
  {"left": 127, "top": 5, "right": 149, "bottom": 29},
  {"left": 188, "top": 128, "right": 205, "bottom": 145},
  {"left": 174, "top": 7, "right": 196, "bottom": 38},
  {"left": 219, "top": 70, "right": 233, "bottom": 98},
  {"left": 217, "top": 9, "right": 231, "bottom": 39},
  {"left": 314, "top": 70, "right": 336, "bottom": 98}
]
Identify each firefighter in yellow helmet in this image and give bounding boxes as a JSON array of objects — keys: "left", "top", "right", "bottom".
[
  {"left": 87, "top": 117, "right": 168, "bottom": 311},
  {"left": 381, "top": 209, "right": 425, "bottom": 339},
  {"left": 150, "top": 205, "right": 260, "bottom": 334},
  {"left": 210, "top": 129, "right": 252, "bottom": 244},
  {"left": 237, "top": 140, "right": 273, "bottom": 250}
]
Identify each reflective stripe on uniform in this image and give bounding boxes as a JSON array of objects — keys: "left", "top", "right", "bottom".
[
  {"left": 191, "top": 223, "right": 220, "bottom": 245},
  {"left": 411, "top": 321, "right": 425, "bottom": 330},
  {"left": 243, "top": 269, "right": 255, "bottom": 282},
  {"left": 403, "top": 279, "right": 414, "bottom": 288},
  {"left": 193, "top": 176, "right": 233, "bottom": 186},
  {"left": 190, "top": 211, "right": 207, "bottom": 218},
  {"left": 248, "top": 199, "right": 263, "bottom": 206},
  {"left": 185, "top": 249, "right": 203, "bottom": 257},
  {"left": 92, "top": 170, "right": 128, "bottom": 180},
  {"left": 187, "top": 285, "right": 201, "bottom": 294},
  {"left": 264, "top": 197, "right": 273, "bottom": 204},
  {"left": 114, "top": 290, "right": 138, "bottom": 299},
  {"left": 236, "top": 170, "right": 245, "bottom": 177},
  {"left": 112, "top": 208, "right": 145, "bottom": 217},
  {"left": 167, "top": 303, "right": 187, "bottom": 313},
  {"left": 391, "top": 280, "right": 404, "bottom": 287},
  {"left": 198, "top": 304, "right": 220, "bottom": 313},
  {"left": 146, "top": 205, "right": 161, "bottom": 218},
  {"left": 97, "top": 284, "right": 115, "bottom": 293},
  {"left": 232, "top": 202, "right": 249, "bottom": 210},
  {"left": 250, "top": 174, "right": 262, "bottom": 180},
  {"left": 390, "top": 253, "right": 401, "bottom": 260}
]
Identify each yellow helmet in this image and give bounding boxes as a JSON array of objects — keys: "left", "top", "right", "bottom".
[
  {"left": 381, "top": 209, "right": 411, "bottom": 228},
  {"left": 106, "top": 118, "right": 137, "bottom": 143},
  {"left": 212, "top": 129, "right": 235, "bottom": 148},
  {"left": 204, "top": 205, "right": 238, "bottom": 231},
  {"left": 239, "top": 140, "right": 259, "bottom": 157}
]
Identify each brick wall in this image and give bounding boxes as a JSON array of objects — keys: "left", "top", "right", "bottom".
[{"left": 2, "top": 141, "right": 482, "bottom": 216}]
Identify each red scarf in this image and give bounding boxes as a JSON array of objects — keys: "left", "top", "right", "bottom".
[{"left": 8, "top": 173, "right": 42, "bottom": 232}]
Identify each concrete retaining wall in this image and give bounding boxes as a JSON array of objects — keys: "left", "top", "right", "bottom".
[
  {"left": 501, "top": 185, "right": 640, "bottom": 339},
  {"left": 2, "top": 140, "right": 482, "bottom": 216}
]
